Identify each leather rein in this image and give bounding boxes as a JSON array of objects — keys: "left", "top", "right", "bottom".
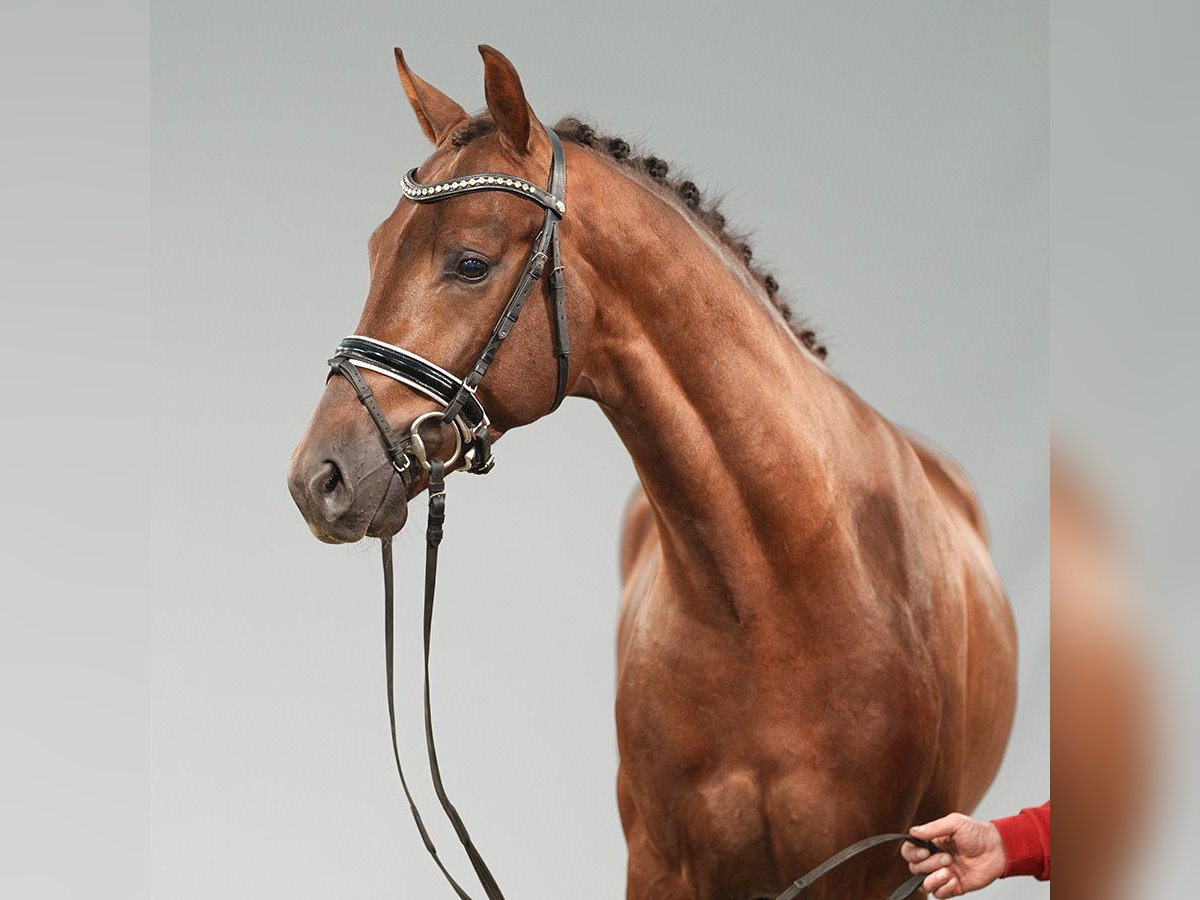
[{"left": 323, "top": 123, "right": 939, "bottom": 899}]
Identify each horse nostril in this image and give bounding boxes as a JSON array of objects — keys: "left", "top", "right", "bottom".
[
  {"left": 319, "top": 461, "right": 343, "bottom": 496},
  {"left": 308, "top": 459, "right": 354, "bottom": 521}
]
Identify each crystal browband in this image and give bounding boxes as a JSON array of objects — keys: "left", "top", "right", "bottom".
[{"left": 402, "top": 169, "right": 565, "bottom": 216}]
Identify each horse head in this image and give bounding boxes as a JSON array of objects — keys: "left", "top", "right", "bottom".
[{"left": 288, "top": 46, "right": 597, "bottom": 543}]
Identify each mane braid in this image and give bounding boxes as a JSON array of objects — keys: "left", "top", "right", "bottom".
[{"left": 447, "top": 114, "right": 827, "bottom": 360}]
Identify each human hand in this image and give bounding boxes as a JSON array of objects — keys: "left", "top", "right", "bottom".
[{"left": 901, "top": 813, "right": 1007, "bottom": 897}]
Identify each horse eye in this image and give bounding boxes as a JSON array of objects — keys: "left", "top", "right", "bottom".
[{"left": 456, "top": 257, "right": 489, "bottom": 281}]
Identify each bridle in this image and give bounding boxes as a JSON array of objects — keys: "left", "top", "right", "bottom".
[
  {"left": 324, "top": 122, "right": 569, "bottom": 900},
  {"left": 328, "top": 123, "right": 569, "bottom": 479},
  {"left": 320, "top": 122, "right": 939, "bottom": 900}
]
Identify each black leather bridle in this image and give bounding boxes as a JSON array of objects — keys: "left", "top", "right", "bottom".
[
  {"left": 321, "top": 123, "right": 938, "bottom": 900},
  {"left": 324, "top": 123, "right": 569, "bottom": 900},
  {"left": 328, "top": 123, "right": 569, "bottom": 479}
]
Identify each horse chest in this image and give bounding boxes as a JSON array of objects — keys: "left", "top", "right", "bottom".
[
  {"left": 615, "top": 591, "right": 784, "bottom": 864},
  {"left": 614, "top": 575, "right": 943, "bottom": 883}
]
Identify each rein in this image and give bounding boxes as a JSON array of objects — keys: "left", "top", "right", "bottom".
[
  {"left": 379, "top": 461, "right": 508, "bottom": 900},
  {"left": 324, "top": 124, "right": 939, "bottom": 900},
  {"left": 774, "top": 833, "right": 938, "bottom": 899}
]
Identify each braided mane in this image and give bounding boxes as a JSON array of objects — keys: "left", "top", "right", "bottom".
[{"left": 448, "top": 115, "right": 828, "bottom": 360}]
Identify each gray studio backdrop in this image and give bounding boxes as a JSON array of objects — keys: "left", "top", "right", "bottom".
[{"left": 152, "top": 2, "right": 1047, "bottom": 898}]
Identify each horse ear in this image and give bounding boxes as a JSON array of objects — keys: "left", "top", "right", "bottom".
[
  {"left": 478, "top": 44, "right": 535, "bottom": 155},
  {"left": 394, "top": 48, "right": 468, "bottom": 144}
]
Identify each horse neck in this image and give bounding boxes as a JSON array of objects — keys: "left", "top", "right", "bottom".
[{"left": 569, "top": 161, "right": 881, "bottom": 625}]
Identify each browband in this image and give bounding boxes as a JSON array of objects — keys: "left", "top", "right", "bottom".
[{"left": 402, "top": 169, "right": 566, "bottom": 216}]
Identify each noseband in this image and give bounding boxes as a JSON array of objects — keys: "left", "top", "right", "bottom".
[
  {"left": 320, "top": 123, "right": 938, "bottom": 900},
  {"left": 328, "top": 123, "right": 569, "bottom": 478}
]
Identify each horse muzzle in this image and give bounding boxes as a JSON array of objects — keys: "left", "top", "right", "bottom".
[{"left": 288, "top": 441, "right": 412, "bottom": 544}]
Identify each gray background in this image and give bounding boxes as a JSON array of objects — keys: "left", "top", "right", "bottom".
[
  {"left": 2, "top": 2, "right": 1052, "bottom": 898},
  {"left": 1051, "top": 2, "right": 1199, "bottom": 896},
  {"left": 149, "top": 2, "right": 1047, "bottom": 898}
]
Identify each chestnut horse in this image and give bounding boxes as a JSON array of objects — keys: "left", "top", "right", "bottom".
[{"left": 288, "top": 46, "right": 1017, "bottom": 900}]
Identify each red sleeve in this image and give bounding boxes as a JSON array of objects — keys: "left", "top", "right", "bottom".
[{"left": 991, "top": 802, "right": 1050, "bottom": 881}]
